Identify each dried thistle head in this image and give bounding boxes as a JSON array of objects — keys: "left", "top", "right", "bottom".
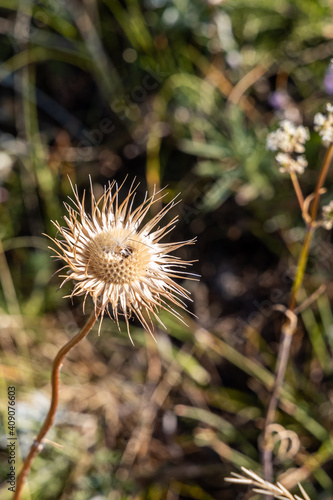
[{"left": 49, "top": 178, "right": 197, "bottom": 340}]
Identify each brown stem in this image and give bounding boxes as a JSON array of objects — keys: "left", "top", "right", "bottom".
[
  {"left": 310, "top": 144, "right": 333, "bottom": 221},
  {"left": 262, "top": 331, "right": 293, "bottom": 482},
  {"left": 262, "top": 143, "right": 333, "bottom": 485},
  {"left": 290, "top": 171, "right": 304, "bottom": 210},
  {"left": 13, "top": 308, "right": 100, "bottom": 500}
]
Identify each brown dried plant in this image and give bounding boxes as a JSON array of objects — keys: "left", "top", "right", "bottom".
[
  {"left": 13, "top": 179, "right": 197, "bottom": 500},
  {"left": 225, "top": 467, "right": 311, "bottom": 500}
]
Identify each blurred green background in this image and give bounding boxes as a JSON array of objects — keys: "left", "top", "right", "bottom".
[{"left": 1, "top": 0, "right": 333, "bottom": 498}]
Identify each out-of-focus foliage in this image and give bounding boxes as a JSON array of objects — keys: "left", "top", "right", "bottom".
[{"left": 1, "top": 0, "right": 333, "bottom": 499}]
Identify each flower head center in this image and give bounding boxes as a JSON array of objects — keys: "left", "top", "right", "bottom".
[{"left": 87, "top": 230, "right": 151, "bottom": 285}]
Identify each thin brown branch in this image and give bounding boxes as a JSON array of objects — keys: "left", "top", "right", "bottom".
[
  {"left": 290, "top": 172, "right": 304, "bottom": 211},
  {"left": 13, "top": 307, "right": 100, "bottom": 500}
]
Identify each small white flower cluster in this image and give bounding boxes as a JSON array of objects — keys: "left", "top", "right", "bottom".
[
  {"left": 266, "top": 120, "right": 309, "bottom": 153},
  {"left": 314, "top": 103, "right": 333, "bottom": 146},
  {"left": 275, "top": 152, "right": 308, "bottom": 175},
  {"left": 322, "top": 200, "right": 333, "bottom": 229},
  {"left": 266, "top": 120, "right": 309, "bottom": 175}
]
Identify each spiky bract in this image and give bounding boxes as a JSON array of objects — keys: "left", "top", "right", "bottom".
[{"left": 49, "top": 179, "right": 197, "bottom": 339}]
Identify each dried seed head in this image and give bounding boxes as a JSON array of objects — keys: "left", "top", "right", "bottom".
[{"left": 49, "top": 179, "right": 198, "bottom": 340}]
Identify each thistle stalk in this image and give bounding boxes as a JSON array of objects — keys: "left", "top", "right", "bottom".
[
  {"left": 13, "top": 307, "right": 101, "bottom": 500},
  {"left": 13, "top": 179, "right": 197, "bottom": 499}
]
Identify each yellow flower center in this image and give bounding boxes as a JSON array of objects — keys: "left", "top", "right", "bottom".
[{"left": 87, "top": 229, "right": 151, "bottom": 284}]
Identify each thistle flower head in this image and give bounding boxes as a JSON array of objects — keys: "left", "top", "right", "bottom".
[
  {"left": 314, "top": 103, "right": 333, "bottom": 146},
  {"left": 49, "top": 179, "right": 197, "bottom": 340}
]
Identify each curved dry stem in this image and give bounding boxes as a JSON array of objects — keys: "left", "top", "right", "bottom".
[
  {"left": 13, "top": 307, "right": 101, "bottom": 500},
  {"left": 302, "top": 188, "right": 327, "bottom": 226}
]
